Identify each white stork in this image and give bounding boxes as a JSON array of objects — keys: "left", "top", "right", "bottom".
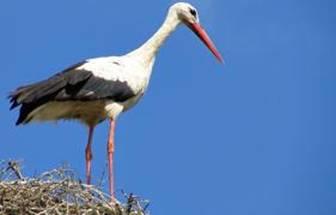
[{"left": 9, "top": 2, "right": 222, "bottom": 201}]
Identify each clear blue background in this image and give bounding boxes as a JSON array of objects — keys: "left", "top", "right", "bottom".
[{"left": 1, "top": 0, "right": 335, "bottom": 214}]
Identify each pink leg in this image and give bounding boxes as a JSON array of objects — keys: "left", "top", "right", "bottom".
[
  {"left": 107, "top": 119, "right": 116, "bottom": 202},
  {"left": 85, "top": 126, "right": 94, "bottom": 184}
]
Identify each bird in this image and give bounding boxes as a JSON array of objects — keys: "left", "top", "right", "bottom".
[{"left": 8, "top": 2, "right": 223, "bottom": 201}]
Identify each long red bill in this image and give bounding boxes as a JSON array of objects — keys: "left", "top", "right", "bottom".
[{"left": 188, "top": 23, "right": 223, "bottom": 63}]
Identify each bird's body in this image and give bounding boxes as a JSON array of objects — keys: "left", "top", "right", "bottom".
[
  {"left": 9, "top": 2, "right": 222, "bottom": 202},
  {"left": 12, "top": 55, "right": 154, "bottom": 126}
]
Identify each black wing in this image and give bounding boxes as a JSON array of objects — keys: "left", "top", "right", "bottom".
[{"left": 9, "top": 61, "right": 136, "bottom": 125}]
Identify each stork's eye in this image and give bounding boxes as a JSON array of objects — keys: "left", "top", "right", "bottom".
[{"left": 189, "top": 8, "right": 197, "bottom": 17}]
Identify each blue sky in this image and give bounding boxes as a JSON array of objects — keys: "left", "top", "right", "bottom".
[{"left": 1, "top": 0, "right": 335, "bottom": 214}]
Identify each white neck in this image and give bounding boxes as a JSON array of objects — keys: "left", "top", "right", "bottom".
[{"left": 127, "top": 10, "right": 181, "bottom": 64}]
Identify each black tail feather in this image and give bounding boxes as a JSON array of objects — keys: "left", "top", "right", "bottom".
[
  {"left": 8, "top": 84, "right": 62, "bottom": 125},
  {"left": 8, "top": 61, "right": 88, "bottom": 125},
  {"left": 16, "top": 103, "right": 36, "bottom": 125}
]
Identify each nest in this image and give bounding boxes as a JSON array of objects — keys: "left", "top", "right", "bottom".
[{"left": 0, "top": 161, "right": 149, "bottom": 215}]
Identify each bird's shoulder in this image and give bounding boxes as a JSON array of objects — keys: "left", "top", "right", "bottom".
[
  {"left": 76, "top": 56, "right": 148, "bottom": 92},
  {"left": 50, "top": 57, "right": 137, "bottom": 102},
  {"left": 72, "top": 57, "right": 126, "bottom": 81}
]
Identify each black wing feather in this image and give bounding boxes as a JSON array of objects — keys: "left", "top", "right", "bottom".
[
  {"left": 53, "top": 70, "right": 135, "bottom": 102},
  {"left": 9, "top": 60, "right": 136, "bottom": 125},
  {"left": 9, "top": 61, "right": 88, "bottom": 109}
]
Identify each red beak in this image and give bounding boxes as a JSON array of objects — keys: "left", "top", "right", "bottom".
[{"left": 188, "top": 23, "right": 223, "bottom": 63}]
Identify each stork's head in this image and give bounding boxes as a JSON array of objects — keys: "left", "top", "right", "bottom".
[
  {"left": 171, "top": 2, "right": 200, "bottom": 24},
  {"left": 169, "top": 2, "right": 223, "bottom": 63}
]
